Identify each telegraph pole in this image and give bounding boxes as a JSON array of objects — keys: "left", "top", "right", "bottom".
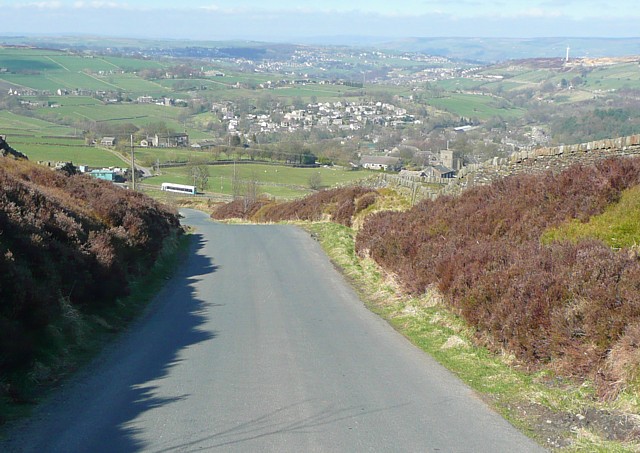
[{"left": 130, "top": 134, "right": 136, "bottom": 191}]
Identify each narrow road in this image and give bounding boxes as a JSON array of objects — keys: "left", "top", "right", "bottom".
[{"left": 1, "top": 209, "right": 545, "bottom": 452}]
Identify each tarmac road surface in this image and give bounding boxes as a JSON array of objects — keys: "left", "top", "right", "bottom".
[{"left": 0, "top": 209, "right": 545, "bottom": 452}]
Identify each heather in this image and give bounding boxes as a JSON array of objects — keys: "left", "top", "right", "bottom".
[
  {"left": 212, "top": 187, "right": 377, "bottom": 227},
  {"left": 0, "top": 157, "right": 181, "bottom": 387},
  {"left": 356, "top": 157, "right": 640, "bottom": 398}
]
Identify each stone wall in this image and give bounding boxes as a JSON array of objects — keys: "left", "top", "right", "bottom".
[
  {"left": 449, "top": 134, "right": 640, "bottom": 195},
  {"left": 357, "top": 135, "right": 640, "bottom": 203}
]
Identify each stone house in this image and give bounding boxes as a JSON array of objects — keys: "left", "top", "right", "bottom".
[{"left": 360, "top": 155, "right": 401, "bottom": 171}]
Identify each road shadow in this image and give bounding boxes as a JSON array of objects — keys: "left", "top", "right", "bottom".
[
  {"left": 102, "top": 232, "right": 219, "bottom": 452},
  {"left": 0, "top": 232, "right": 220, "bottom": 453}
]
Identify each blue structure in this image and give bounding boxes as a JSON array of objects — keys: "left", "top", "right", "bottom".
[{"left": 90, "top": 170, "right": 124, "bottom": 182}]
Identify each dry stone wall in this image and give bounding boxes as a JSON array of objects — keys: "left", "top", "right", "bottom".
[
  {"left": 450, "top": 134, "right": 640, "bottom": 194},
  {"left": 357, "top": 135, "right": 640, "bottom": 203}
]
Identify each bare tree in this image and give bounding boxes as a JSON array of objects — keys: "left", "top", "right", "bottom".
[
  {"left": 189, "top": 164, "right": 210, "bottom": 192},
  {"left": 243, "top": 172, "right": 259, "bottom": 211},
  {"left": 232, "top": 167, "right": 260, "bottom": 209}
]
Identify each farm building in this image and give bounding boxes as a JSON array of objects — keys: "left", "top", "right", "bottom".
[
  {"left": 360, "top": 155, "right": 401, "bottom": 171},
  {"left": 90, "top": 169, "right": 125, "bottom": 183},
  {"left": 100, "top": 137, "right": 116, "bottom": 147},
  {"left": 425, "top": 164, "right": 456, "bottom": 179},
  {"left": 152, "top": 133, "right": 189, "bottom": 148}
]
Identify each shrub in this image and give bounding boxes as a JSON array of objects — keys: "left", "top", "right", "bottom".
[
  {"left": 212, "top": 187, "right": 377, "bottom": 227},
  {"left": 0, "top": 157, "right": 181, "bottom": 375}
]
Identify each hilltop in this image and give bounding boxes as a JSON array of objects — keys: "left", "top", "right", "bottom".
[{"left": 379, "top": 37, "right": 640, "bottom": 63}]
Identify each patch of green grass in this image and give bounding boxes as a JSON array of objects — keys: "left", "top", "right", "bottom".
[
  {"left": 0, "top": 111, "right": 75, "bottom": 135},
  {"left": 434, "top": 78, "right": 488, "bottom": 91},
  {"left": 427, "top": 92, "right": 525, "bottom": 120},
  {"left": 15, "top": 143, "right": 125, "bottom": 167},
  {"left": 542, "top": 185, "right": 640, "bottom": 249}
]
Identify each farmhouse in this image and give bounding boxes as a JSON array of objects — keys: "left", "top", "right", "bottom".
[
  {"left": 100, "top": 137, "right": 116, "bottom": 147},
  {"left": 360, "top": 155, "right": 401, "bottom": 171}
]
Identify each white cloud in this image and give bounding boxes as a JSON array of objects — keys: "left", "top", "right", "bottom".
[
  {"left": 510, "top": 8, "right": 564, "bottom": 18},
  {"left": 73, "top": 1, "right": 135, "bottom": 9},
  {"left": 199, "top": 5, "right": 252, "bottom": 13},
  {"left": 11, "top": 1, "right": 63, "bottom": 8}
]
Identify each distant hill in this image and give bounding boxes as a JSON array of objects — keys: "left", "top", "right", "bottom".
[
  {"left": 3, "top": 34, "right": 639, "bottom": 64},
  {"left": 377, "top": 37, "right": 640, "bottom": 63}
]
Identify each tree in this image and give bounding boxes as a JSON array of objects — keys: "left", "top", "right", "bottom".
[
  {"left": 229, "top": 134, "right": 242, "bottom": 148},
  {"left": 292, "top": 96, "right": 305, "bottom": 110},
  {"left": 301, "top": 150, "right": 317, "bottom": 166},
  {"left": 189, "top": 164, "right": 210, "bottom": 192},
  {"left": 308, "top": 172, "right": 323, "bottom": 190}
]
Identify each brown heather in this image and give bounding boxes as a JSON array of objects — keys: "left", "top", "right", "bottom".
[
  {"left": 0, "top": 157, "right": 181, "bottom": 375},
  {"left": 356, "top": 157, "right": 640, "bottom": 399},
  {"left": 212, "top": 187, "right": 377, "bottom": 227}
]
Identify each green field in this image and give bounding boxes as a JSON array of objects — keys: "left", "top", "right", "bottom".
[
  {"left": 427, "top": 93, "right": 525, "bottom": 120},
  {"left": 584, "top": 64, "right": 640, "bottom": 91},
  {"left": 145, "top": 163, "right": 374, "bottom": 199},
  {"left": 0, "top": 111, "right": 76, "bottom": 136},
  {"left": 433, "top": 78, "right": 488, "bottom": 91},
  {"left": 16, "top": 143, "right": 126, "bottom": 167},
  {"left": 40, "top": 102, "right": 177, "bottom": 123},
  {"left": 0, "top": 47, "right": 173, "bottom": 96}
]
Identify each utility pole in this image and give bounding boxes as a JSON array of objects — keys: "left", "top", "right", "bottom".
[{"left": 130, "top": 134, "right": 136, "bottom": 191}]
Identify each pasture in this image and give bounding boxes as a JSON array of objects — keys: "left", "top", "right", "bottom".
[
  {"left": 14, "top": 142, "right": 126, "bottom": 167},
  {"left": 145, "top": 163, "right": 373, "bottom": 199},
  {"left": 583, "top": 63, "right": 640, "bottom": 90},
  {"left": 0, "top": 111, "right": 76, "bottom": 136},
  {"left": 427, "top": 92, "right": 525, "bottom": 120},
  {"left": 0, "top": 47, "right": 175, "bottom": 96},
  {"left": 433, "top": 78, "right": 487, "bottom": 91}
]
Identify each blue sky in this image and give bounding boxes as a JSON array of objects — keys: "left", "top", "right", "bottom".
[{"left": 0, "top": 1, "right": 637, "bottom": 41}]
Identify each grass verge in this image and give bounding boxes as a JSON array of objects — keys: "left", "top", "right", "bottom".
[
  {"left": 542, "top": 184, "right": 640, "bottom": 249},
  {"left": 0, "top": 231, "right": 192, "bottom": 431},
  {"left": 304, "top": 221, "right": 640, "bottom": 452}
]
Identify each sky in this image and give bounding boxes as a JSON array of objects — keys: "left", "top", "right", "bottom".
[{"left": 0, "top": 1, "right": 638, "bottom": 42}]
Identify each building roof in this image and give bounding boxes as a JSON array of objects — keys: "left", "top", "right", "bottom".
[
  {"left": 360, "top": 155, "right": 400, "bottom": 165},
  {"left": 430, "top": 164, "right": 455, "bottom": 174}
]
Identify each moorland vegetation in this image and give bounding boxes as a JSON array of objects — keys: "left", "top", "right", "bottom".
[{"left": 0, "top": 153, "right": 181, "bottom": 414}]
